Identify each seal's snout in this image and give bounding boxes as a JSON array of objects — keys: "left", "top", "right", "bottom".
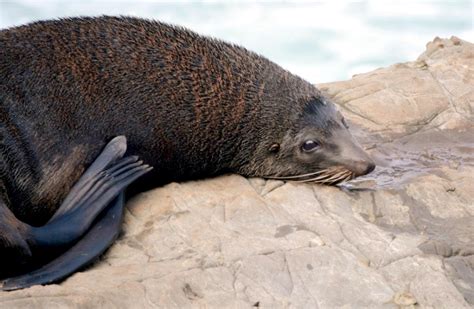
[
  {"left": 352, "top": 160, "right": 376, "bottom": 177},
  {"left": 366, "top": 161, "right": 376, "bottom": 174},
  {"left": 334, "top": 131, "right": 376, "bottom": 178}
]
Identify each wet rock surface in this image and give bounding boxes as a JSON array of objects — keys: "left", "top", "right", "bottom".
[{"left": 1, "top": 37, "right": 473, "bottom": 308}]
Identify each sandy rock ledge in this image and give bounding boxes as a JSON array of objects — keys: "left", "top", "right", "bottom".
[{"left": 1, "top": 37, "right": 473, "bottom": 308}]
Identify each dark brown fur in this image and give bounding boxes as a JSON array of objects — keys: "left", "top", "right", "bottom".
[{"left": 0, "top": 16, "right": 373, "bottom": 230}]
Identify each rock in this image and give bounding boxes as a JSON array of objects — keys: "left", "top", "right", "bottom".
[
  {"left": 393, "top": 291, "right": 417, "bottom": 307},
  {"left": 1, "top": 37, "right": 473, "bottom": 308},
  {"left": 318, "top": 36, "right": 474, "bottom": 139}
]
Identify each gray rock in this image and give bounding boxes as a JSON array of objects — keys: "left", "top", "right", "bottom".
[{"left": 1, "top": 36, "right": 473, "bottom": 308}]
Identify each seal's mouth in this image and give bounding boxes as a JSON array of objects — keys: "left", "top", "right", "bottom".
[{"left": 263, "top": 166, "right": 354, "bottom": 185}]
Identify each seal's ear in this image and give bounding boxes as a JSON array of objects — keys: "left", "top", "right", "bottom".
[{"left": 268, "top": 143, "right": 280, "bottom": 153}]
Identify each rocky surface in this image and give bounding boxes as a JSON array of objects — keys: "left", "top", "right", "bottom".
[{"left": 1, "top": 37, "right": 473, "bottom": 308}]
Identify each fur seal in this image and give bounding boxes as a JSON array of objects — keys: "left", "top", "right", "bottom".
[{"left": 0, "top": 16, "right": 375, "bottom": 290}]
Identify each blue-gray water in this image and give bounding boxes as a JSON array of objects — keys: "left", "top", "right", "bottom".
[{"left": 1, "top": 0, "right": 472, "bottom": 83}]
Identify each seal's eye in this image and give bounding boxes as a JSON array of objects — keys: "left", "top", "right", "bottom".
[
  {"left": 268, "top": 143, "right": 280, "bottom": 153},
  {"left": 301, "top": 140, "right": 320, "bottom": 152}
]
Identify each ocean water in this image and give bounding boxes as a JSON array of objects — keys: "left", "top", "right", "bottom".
[{"left": 1, "top": 0, "right": 472, "bottom": 83}]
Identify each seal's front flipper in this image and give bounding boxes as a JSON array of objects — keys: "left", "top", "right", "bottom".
[
  {"left": 49, "top": 135, "right": 128, "bottom": 221},
  {"left": 2, "top": 193, "right": 126, "bottom": 291},
  {"left": 24, "top": 136, "right": 151, "bottom": 250}
]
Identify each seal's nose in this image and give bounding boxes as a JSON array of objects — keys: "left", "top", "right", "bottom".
[
  {"left": 365, "top": 162, "right": 376, "bottom": 174},
  {"left": 353, "top": 160, "right": 376, "bottom": 177}
]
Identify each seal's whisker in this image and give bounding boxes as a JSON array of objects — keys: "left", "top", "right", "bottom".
[
  {"left": 340, "top": 170, "right": 353, "bottom": 182},
  {"left": 265, "top": 165, "right": 354, "bottom": 182},
  {"left": 345, "top": 171, "right": 355, "bottom": 182},
  {"left": 328, "top": 170, "right": 349, "bottom": 181},
  {"left": 344, "top": 171, "right": 353, "bottom": 180},
  {"left": 264, "top": 169, "right": 328, "bottom": 180},
  {"left": 319, "top": 171, "right": 347, "bottom": 184},
  {"left": 312, "top": 169, "right": 352, "bottom": 185},
  {"left": 264, "top": 167, "right": 354, "bottom": 185},
  {"left": 343, "top": 171, "right": 354, "bottom": 182},
  {"left": 303, "top": 173, "right": 333, "bottom": 183},
  {"left": 297, "top": 172, "right": 333, "bottom": 183},
  {"left": 341, "top": 174, "right": 352, "bottom": 183}
]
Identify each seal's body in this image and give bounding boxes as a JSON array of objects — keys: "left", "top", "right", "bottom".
[{"left": 0, "top": 16, "right": 374, "bottom": 290}]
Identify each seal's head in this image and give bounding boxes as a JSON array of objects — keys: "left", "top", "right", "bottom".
[{"left": 237, "top": 95, "right": 375, "bottom": 185}]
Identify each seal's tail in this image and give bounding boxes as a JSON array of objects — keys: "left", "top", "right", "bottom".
[{"left": 1, "top": 136, "right": 152, "bottom": 291}]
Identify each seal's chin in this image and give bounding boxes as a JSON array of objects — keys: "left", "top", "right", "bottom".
[{"left": 264, "top": 166, "right": 354, "bottom": 185}]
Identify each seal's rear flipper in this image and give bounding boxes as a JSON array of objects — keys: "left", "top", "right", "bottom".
[
  {"left": 1, "top": 193, "right": 125, "bottom": 291},
  {"left": 0, "top": 136, "right": 152, "bottom": 291}
]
